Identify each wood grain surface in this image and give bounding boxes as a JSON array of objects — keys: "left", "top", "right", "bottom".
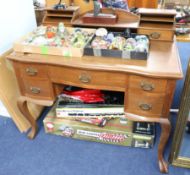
[
  {"left": 8, "top": 40, "right": 183, "bottom": 79},
  {"left": 0, "top": 50, "right": 43, "bottom": 132}
]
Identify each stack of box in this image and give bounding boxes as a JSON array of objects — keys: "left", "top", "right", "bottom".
[{"left": 43, "top": 96, "right": 155, "bottom": 148}]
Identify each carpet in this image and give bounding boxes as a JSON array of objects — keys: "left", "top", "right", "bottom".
[
  {"left": 0, "top": 112, "right": 189, "bottom": 175},
  {"left": 172, "top": 42, "right": 190, "bottom": 109}
]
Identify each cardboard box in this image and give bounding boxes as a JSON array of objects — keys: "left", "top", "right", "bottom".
[
  {"left": 13, "top": 27, "right": 95, "bottom": 57},
  {"left": 84, "top": 33, "right": 149, "bottom": 60},
  {"left": 132, "top": 122, "right": 155, "bottom": 148},
  {"left": 43, "top": 106, "right": 155, "bottom": 148}
]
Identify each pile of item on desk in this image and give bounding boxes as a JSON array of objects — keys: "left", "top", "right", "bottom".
[
  {"left": 21, "top": 23, "right": 94, "bottom": 48},
  {"left": 13, "top": 23, "right": 150, "bottom": 60},
  {"left": 84, "top": 28, "right": 149, "bottom": 60},
  {"left": 13, "top": 23, "right": 96, "bottom": 57},
  {"left": 43, "top": 86, "right": 155, "bottom": 148}
]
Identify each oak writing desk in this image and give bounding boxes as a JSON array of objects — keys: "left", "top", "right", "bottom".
[{"left": 7, "top": 40, "right": 183, "bottom": 173}]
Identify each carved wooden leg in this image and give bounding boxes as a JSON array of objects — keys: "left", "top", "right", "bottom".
[
  {"left": 17, "top": 96, "right": 38, "bottom": 139},
  {"left": 158, "top": 119, "right": 171, "bottom": 173}
]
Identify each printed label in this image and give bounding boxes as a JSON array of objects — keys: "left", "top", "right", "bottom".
[
  {"left": 63, "top": 50, "right": 72, "bottom": 57},
  {"left": 41, "top": 46, "right": 48, "bottom": 55},
  {"left": 77, "top": 130, "right": 100, "bottom": 138},
  {"left": 77, "top": 129, "right": 128, "bottom": 143},
  {"left": 99, "top": 133, "right": 128, "bottom": 143}
]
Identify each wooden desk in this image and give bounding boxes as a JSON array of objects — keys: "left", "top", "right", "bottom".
[
  {"left": 0, "top": 50, "right": 43, "bottom": 132},
  {"left": 7, "top": 40, "right": 182, "bottom": 173}
]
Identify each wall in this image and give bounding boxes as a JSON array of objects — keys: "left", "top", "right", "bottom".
[
  {"left": 0, "top": 0, "right": 36, "bottom": 126},
  {"left": 0, "top": 0, "right": 37, "bottom": 55}
]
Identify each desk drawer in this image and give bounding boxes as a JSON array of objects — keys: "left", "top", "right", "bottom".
[
  {"left": 17, "top": 62, "right": 48, "bottom": 79},
  {"left": 49, "top": 66, "right": 127, "bottom": 91},
  {"left": 126, "top": 90, "right": 165, "bottom": 117},
  {"left": 129, "top": 75, "right": 167, "bottom": 93},
  {"left": 21, "top": 78, "right": 54, "bottom": 100},
  {"left": 138, "top": 28, "right": 174, "bottom": 41}
]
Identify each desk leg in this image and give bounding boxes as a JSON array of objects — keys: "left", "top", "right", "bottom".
[
  {"left": 158, "top": 119, "right": 171, "bottom": 173},
  {"left": 17, "top": 96, "right": 38, "bottom": 139}
]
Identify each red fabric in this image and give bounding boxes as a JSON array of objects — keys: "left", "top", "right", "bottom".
[{"left": 63, "top": 89, "right": 105, "bottom": 103}]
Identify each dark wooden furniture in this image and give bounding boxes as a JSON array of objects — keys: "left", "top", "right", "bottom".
[{"left": 42, "top": 6, "right": 79, "bottom": 26}]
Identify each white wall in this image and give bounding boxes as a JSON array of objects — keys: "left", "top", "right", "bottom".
[
  {"left": 0, "top": 0, "right": 37, "bottom": 55},
  {"left": 0, "top": 101, "right": 10, "bottom": 117},
  {"left": 0, "top": 0, "right": 37, "bottom": 117}
]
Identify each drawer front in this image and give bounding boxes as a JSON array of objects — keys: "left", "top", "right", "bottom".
[
  {"left": 138, "top": 28, "right": 174, "bottom": 41},
  {"left": 126, "top": 90, "right": 165, "bottom": 117},
  {"left": 21, "top": 78, "right": 54, "bottom": 100},
  {"left": 129, "top": 75, "right": 167, "bottom": 93},
  {"left": 17, "top": 62, "right": 48, "bottom": 79},
  {"left": 49, "top": 66, "right": 127, "bottom": 91}
]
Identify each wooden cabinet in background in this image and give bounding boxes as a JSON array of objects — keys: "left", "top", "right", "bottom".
[
  {"left": 128, "top": 0, "right": 158, "bottom": 8},
  {"left": 42, "top": 6, "right": 79, "bottom": 26}
]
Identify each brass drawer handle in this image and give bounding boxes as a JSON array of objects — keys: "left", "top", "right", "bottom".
[
  {"left": 140, "top": 82, "right": 155, "bottom": 91},
  {"left": 26, "top": 67, "right": 38, "bottom": 76},
  {"left": 30, "top": 87, "right": 41, "bottom": 94},
  {"left": 150, "top": 32, "right": 161, "bottom": 39},
  {"left": 79, "top": 73, "right": 91, "bottom": 83},
  {"left": 139, "top": 103, "right": 152, "bottom": 111}
]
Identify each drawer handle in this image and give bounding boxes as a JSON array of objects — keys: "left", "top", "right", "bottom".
[
  {"left": 79, "top": 73, "right": 91, "bottom": 83},
  {"left": 150, "top": 32, "right": 161, "bottom": 39},
  {"left": 30, "top": 87, "right": 41, "bottom": 94},
  {"left": 26, "top": 67, "right": 38, "bottom": 76},
  {"left": 140, "top": 82, "right": 155, "bottom": 91},
  {"left": 139, "top": 103, "right": 152, "bottom": 111}
]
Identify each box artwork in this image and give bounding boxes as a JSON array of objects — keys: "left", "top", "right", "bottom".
[{"left": 43, "top": 106, "right": 155, "bottom": 148}]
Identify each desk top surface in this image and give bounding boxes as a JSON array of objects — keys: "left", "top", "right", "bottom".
[{"left": 8, "top": 40, "right": 183, "bottom": 79}]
